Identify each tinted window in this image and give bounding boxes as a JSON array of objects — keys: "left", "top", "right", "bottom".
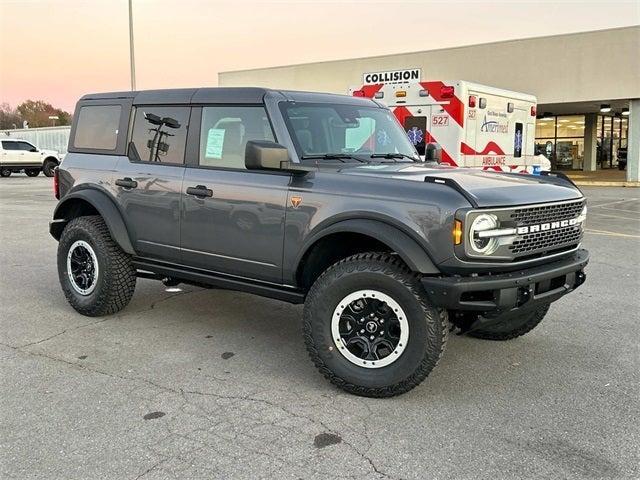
[
  {"left": 129, "top": 106, "right": 189, "bottom": 164},
  {"left": 74, "top": 105, "right": 121, "bottom": 150},
  {"left": 1, "top": 141, "right": 19, "bottom": 150},
  {"left": 199, "top": 106, "right": 274, "bottom": 169},
  {"left": 16, "top": 141, "right": 35, "bottom": 151}
]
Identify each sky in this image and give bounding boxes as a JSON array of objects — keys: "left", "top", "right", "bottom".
[{"left": 1, "top": 0, "right": 638, "bottom": 112}]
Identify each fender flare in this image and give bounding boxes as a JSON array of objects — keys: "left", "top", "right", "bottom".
[
  {"left": 50, "top": 189, "right": 135, "bottom": 254},
  {"left": 296, "top": 218, "right": 440, "bottom": 275}
]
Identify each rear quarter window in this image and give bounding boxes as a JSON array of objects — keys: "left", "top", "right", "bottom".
[{"left": 73, "top": 105, "right": 122, "bottom": 150}]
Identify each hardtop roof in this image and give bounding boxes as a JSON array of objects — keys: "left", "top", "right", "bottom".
[{"left": 79, "top": 87, "right": 379, "bottom": 107}]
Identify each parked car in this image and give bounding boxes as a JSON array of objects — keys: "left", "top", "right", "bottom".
[
  {"left": 50, "top": 87, "right": 589, "bottom": 397},
  {"left": 0, "top": 138, "right": 61, "bottom": 177}
]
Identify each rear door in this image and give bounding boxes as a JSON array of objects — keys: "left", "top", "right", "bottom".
[
  {"left": 180, "top": 105, "right": 289, "bottom": 283},
  {"left": 1, "top": 141, "right": 20, "bottom": 165},
  {"left": 115, "top": 105, "right": 189, "bottom": 262},
  {"left": 403, "top": 115, "right": 427, "bottom": 157}
]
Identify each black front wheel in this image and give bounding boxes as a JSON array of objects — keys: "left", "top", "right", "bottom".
[
  {"left": 303, "top": 253, "right": 447, "bottom": 398},
  {"left": 57, "top": 215, "right": 136, "bottom": 316},
  {"left": 43, "top": 159, "right": 58, "bottom": 177},
  {"left": 0, "top": 168, "right": 11, "bottom": 177}
]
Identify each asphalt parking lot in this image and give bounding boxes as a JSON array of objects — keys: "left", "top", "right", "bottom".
[{"left": 1, "top": 175, "right": 639, "bottom": 480}]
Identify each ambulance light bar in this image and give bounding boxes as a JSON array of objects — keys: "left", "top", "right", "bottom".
[
  {"left": 374, "top": 92, "right": 384, "bottom": 99},
  {"left": 419, "top": 89, "right": 429, "bottom": 97},
  {"left": 395, "top": 91, "right": 407, "bottom": 98},
  {"left": 440, "top": 85, "right": 455, "bottom": 99},
  {"left": 352, "top": 90, "right": 365, "bottom": 97}
]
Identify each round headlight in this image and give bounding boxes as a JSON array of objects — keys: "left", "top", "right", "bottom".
[{"left": 470, "top": 214, "right": 499, "bottom": 255}]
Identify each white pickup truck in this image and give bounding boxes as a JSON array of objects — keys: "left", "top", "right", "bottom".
[{"left": 0, "top": 138, "right": 61, "bottom": 177}]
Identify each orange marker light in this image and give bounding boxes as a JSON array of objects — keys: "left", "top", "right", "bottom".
[
  {"left": 395, "top": 90, "right": 407, "bottom": 98},
  {"left": 453, "top": 220, "right": 463, "bottom": 245}
]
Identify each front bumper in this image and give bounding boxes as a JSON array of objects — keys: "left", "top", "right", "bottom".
[{"left": 421, "top": 249, "right": 589, "bottom": 314}]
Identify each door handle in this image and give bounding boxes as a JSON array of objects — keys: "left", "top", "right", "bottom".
[
  {"left": 115, "top": 177, "right": 138, "bottom": 189},
  {"left": 186, "top": 185, "right": 213, "bottom": 198}
]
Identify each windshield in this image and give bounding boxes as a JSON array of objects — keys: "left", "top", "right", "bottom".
[{"left": 280, "top": 102, "right": 420, "bottom": 162}]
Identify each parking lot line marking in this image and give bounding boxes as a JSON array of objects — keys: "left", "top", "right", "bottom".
[
  {"left": 587, "top": 211, "right": 640, "bottom": 221},
  {"left": 598, "top": 206, "right": 640, "bottom": 214},
  {"left": 589, "top": 198, "right": 638, "bottom": 209},
  {"left": 585, "top": 228, "right": 640, "bottom": 239}
]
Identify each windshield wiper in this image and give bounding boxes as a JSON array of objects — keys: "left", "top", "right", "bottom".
[
  {"left": 370, "top": 153, "right": 419, "bottom": 162},
  {"left": 301, "top": 154, "right": 368, "bottom": 163}
]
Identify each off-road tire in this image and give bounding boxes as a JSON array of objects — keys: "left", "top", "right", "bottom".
[
  {"left": 43, "top": 159, "right": 58, "bottom": 177},
  {"left": 25, "top": 168, "right": 40, "bottom": 177},
  {"left": 0, "top": 168, "right": 11, "bottom": 177},
  {"left": 303, "top": 252, "right": 447, "bottom": 398},
  {"left": 467, "top": 305, "right": 550, "bottom": 341},
  {"left": 57, "top": 215, "right": 136, "bottom": 316}
]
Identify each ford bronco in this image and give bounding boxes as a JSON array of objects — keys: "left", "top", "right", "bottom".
[{"left": 50, "top": 88, "right": 589, "bottom": 397}]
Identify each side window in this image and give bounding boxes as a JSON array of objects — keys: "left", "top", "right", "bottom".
[
  {"left": 74, "top": 105, "right": 121, "bottom": 150},
  {"left": 199, "top": 106, "right": 274, "bottom": 169},
  {"left": 1, "top": 141, "right": 18, "bottom": 150},
  {"left": 17, "top": 142, "right": 35, "bottom": 151},
  {"left": 129, "top": 106, "right": 190, "bottom": 164}
]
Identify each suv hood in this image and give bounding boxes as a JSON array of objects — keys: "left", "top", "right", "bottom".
[{"left": 341, "top": 163, "right": 582, "bottom": 208}]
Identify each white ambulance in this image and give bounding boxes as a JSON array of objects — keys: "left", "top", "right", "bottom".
[{"left": 350, "top": 76, "right": 549, "bottom": 173}]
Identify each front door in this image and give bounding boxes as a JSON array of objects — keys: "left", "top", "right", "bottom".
[
  {"left": 114, "top": 105, "right": 191, "bottom": 262},
  {"left": 180, "top": 105, "right": 289, "bottom": 283}
]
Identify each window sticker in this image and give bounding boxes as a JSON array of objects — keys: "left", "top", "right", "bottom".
[{"left": 205, "top": 128, "right": 225, "bottom": 159}]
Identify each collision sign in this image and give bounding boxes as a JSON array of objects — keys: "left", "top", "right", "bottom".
[{"left": 363, "top": 68, "right": 421, "bottom": 85}]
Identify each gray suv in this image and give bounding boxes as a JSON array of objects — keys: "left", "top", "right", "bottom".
[{"left": 50, "top": 87, "right": 589, "bottom": 397}]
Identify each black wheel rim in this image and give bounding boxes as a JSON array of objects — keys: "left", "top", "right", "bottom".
[
  {"left": 66, "top": 240, "right": 99, "bottom": 295},
  {"left": 332, "top": 290, "right": 408, "bottom": 368}
]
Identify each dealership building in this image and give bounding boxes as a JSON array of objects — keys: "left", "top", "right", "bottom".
[{"left": 219, "top": 26, "right": 639, "bottom": 182}]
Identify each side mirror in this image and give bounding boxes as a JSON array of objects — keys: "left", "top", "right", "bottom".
[
  {"left": 245, "top": 140, "right": 290, "bottom": 170},
  {"left": 30, "top": 147, "right": 38, "bottom": 152},
  {"left": 425, "top": 143, "right": 441, "bottom": 163}
]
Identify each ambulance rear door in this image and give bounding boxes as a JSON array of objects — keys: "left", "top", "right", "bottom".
[{"left": 391, "top": 84, "right": 432, "bottom": 158}]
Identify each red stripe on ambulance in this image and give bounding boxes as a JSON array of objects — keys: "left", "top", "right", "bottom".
[
  {"left": 460, "top": 141, "right": 506, "bottom": 156},
  {"left": 420, "top": 81, "right": 465, "bottom": 128}
]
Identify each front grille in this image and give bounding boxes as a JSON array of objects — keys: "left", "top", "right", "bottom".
[
  {"left": 510, "top": 225, "right": 583, "bottom": 254},
  {"left": 510, "top": 200, "right": 585, "bottom": 226},
  {"left": 508, "top": 200, "right": 585, "bottom": 256}
]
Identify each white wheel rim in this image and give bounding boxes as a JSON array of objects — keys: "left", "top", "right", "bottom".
[
  {"left": 331, "top": 290, "right": 409, "bottom": 369},
  {"left": 66, "top": 240, "right": 99, "bottom": 296}
]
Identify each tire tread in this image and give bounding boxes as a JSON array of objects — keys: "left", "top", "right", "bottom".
[
  {"left": 303, "top": 252, "right": 447, "bottom": 398},
  {"left": 58, "top": 215, "right": 136, "bottom": 316}
]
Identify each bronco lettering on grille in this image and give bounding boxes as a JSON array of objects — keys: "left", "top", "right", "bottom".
[{"left": 516, "top": 218, "right": 581, "bottom": 235}]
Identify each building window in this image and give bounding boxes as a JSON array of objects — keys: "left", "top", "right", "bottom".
[
  {"left": 535, "top": 117, "right": 556, "bottom": 138},
  {"left": 556, "top": 115, "right": 585, "bottom": 137},
  {"left": 535, "top": 115, "right": 585, "bottom": 170}
]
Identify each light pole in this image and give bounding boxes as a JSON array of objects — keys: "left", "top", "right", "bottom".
[{"left": 128, "top": 0, "right": 136, "bottom": 91}]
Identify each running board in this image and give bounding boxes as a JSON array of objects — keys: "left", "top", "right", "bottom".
[{"left": 132, "top": 258, "right": 305, "bottom": 304}]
